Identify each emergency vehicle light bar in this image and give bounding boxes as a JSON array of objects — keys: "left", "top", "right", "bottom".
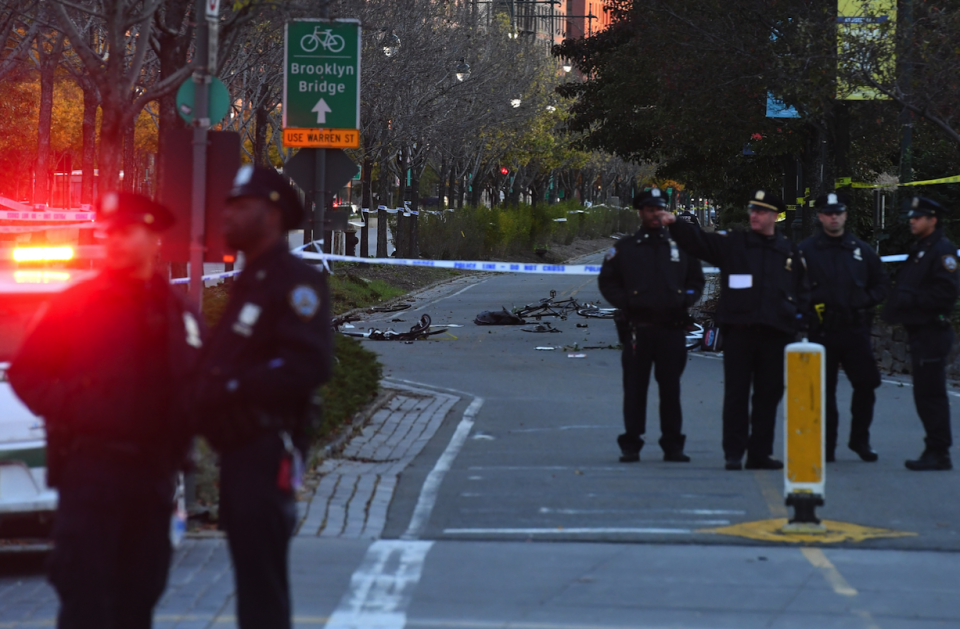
[{"left": 12, "top": 247, "right": 75, "bottom": 262}]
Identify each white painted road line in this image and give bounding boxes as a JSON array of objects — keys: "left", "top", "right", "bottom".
[
  {"left": 411, "top": 278, "right": 486, "bottom": 312},
  {"left": 443, "top": 527, "right": 696, "bottom": 535},
  {"left": 325, "top": 540, "right": 434, "bottom": 629},
  {"left": 403, "top": 393, "right": 485, "bottom": 540}
]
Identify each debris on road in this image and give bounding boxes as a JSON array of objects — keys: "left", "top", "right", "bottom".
[
  {"left": 522, "top": 322, "right": 561, "bottom": 333},
  {"left": 340, "top": 314, "right": 447, "bottom": 341},
  {"left": 474, "top": 307, "right": 525, "bottom": 325},
  {"left": 368, "top": 303, "right": 411, "bottom": 313}
]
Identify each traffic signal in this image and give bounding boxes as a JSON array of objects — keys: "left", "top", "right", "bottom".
[{"left": 500, "top": 167, "right": 509, "bottom": 175}]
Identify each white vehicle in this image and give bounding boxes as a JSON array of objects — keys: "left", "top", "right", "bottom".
[{"left": 0, "top": 265, "right": 93, "bottom": 535}]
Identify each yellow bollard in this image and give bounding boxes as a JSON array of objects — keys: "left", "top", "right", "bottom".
[{"left": 783, "top": 340, "right": 826, "bottom": 534}]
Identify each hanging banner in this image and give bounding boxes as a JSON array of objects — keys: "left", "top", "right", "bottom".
[{"left": 837, "top": 0, "right": 896, "bottom": 100}]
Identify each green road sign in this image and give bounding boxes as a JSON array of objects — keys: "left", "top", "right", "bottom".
[
  {"left": 283, "top": 19, "right": 360, "bottom": 145},
  {"left": 176, "top": 76, "right": 230, "bottom": 125}
]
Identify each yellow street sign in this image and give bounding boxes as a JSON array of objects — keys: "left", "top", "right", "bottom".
[{"left": 283, "top": 128, "right": 360, "bottom": 149}]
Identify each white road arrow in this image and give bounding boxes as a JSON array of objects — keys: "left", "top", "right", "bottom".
[{"left": 312, "top": 98, "right": 332, "bottom": 125}]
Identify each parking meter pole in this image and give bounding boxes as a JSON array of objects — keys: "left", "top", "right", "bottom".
[{"left": 783, "top": 339, "right": 827, "bottom": 533}]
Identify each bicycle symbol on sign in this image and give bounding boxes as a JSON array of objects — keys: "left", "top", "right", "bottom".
[{"left": 300, "top": 27, "right": 345, "bottom": 53}]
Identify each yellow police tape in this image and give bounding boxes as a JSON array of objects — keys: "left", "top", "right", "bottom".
[
  {"left": 701, "top": 519, "right": 916, "bottom": 544},
  {"left": 844, "top": 173, "right": 960, "bottom": 189}
]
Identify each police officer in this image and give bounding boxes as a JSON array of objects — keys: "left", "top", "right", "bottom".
[
  {"left": 659, "top": 190, "right": 808, "bottom": 470},
  {"left": 677, "top": 208, "right": 701, "bottom": 228},
  {"left": 9, "top": 193, "right": 202, "bottom": 629},
  {"left": 799, "top": 193, "right": 888, "bottom": 463},
  {"left": 197, "top": 165, "right": 333, "bottom": 628},
  {"left": 599, "top": 188, "right": 705, "bottom": 463},
  {"left": 882, "top": 196, "right": 959, "bottom": 471}
]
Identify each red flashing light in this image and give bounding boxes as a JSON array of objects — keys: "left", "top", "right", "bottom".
[{"left": 500, "top": 167, "right": 509, "bottom": 175}]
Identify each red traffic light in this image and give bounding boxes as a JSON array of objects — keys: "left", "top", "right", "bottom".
[{"left": 500, "top": 167, "right": 509, "bottom": 175}]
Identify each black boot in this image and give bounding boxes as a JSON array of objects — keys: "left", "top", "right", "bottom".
[
  {"left": 905, "top": 450, "right": 952, "bottom": 471},
  {"left": 745, "top": 456, "right": 784, "bottom": 470},
  {"left": 849, "top": 442, "right": 879, "bottom": 462},
  {"left": 661, "top": 435, "right": 690, "bottom": 462},
  {"left": 725, "top": 458, "right": 743, "bottom": 471},
  {"left": 617, "top": 434, "right": 643, "bottom": 463}
]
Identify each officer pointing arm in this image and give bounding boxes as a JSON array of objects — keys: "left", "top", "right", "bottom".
[{"left": 657, "top": 191, "right": 807, "bottom": 471}]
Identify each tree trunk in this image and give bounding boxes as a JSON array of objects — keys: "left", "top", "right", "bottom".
[
  {"left": 80, "top": 84, "right": 98, "bottom": 204},
  {"left": 35, "top": 32, "right": 64, "bottom": 206},
  {"left": 360, "top": 154, "right": 372, "bottom": 257},
  {"left": 155, "top": 0, "right": 191, "bottom": 202},
  {"left": 409, "top": 167, "right": 420, "bottom": 258},
  {"left": 377, "top": 157, "right": 391, "bottom": 257},
  {"left": 123, "top": 120, "right": 136, "bottom": 191},
  {"left": 253, "top": 83, "right": 269, "bottom": 165}
]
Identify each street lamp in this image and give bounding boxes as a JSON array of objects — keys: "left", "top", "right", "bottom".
[
  {"left": 381, "top": 31, "right": 401, "bottom": 57},
  {"left": 562, "top": 59, "right": 573, "bottom": 73},
  {"left": 456, "top": 58, "right": 471, "bottom": 81}
]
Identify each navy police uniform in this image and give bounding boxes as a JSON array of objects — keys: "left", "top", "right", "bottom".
[
  {"left": 799, "top": 193, "right": 888, "bottom": 462},
  {"left": 668, "top": 190, "right": 808, "bottom": 470},
  {"left": 9, "top": 193, "right": 201, "bottom": 629},
  {"left": 882, "top": 196, "right": 959, "bottom": 471},
  {"left": 599, "top": 188, "right": 705, "bottom": 462},
  {"left": 678, "top": 209, "right": 701, "bottom": 228},
  {"left": 197, "top": 166, "right": 333, "bottom": 628}
]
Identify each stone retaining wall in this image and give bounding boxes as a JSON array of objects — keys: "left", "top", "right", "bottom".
[{"left": 871, "top": 321, "right": 960, "bottom": 378}]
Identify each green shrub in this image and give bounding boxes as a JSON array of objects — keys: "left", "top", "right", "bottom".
[{"left": 418, "top": 202, "right": 636, "bottom": 259}]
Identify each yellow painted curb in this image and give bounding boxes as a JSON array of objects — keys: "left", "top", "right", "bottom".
[{"left": 701, "top": 519, "right": 916, "bottom": 544}]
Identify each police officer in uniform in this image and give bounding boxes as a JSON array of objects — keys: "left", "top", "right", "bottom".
[
  {"left": 799, "top": 193, "right": 888, "bottom": 462},
  {"left": 599, "top": 188, "right": 705, "bottom": 462},
  {"left": 9, "top": 193, "right": 203, "bottom": 629},
  {"left": 882, "top": 196, "right": 959, "bottom": 471},
  {"left": 677, "top": 208, "right": 701, "bottom": 228},
  {"left": 197, "top": 165, "right": 333, "bottom": 628},
  {"left": 659, "top": 191, "right": 808, "bottom": 470}
]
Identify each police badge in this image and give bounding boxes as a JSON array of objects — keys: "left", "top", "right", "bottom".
[{"left": 289, "top": 285, "right": 320, "bottom": 321}]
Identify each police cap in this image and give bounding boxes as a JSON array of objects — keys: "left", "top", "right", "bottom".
[
  {"left": 815, "top": 192, "right": 847, "bottom": 214},
  {"left": 97, "top": 191, "right": 175, "bottom": 232},
  {"left": 227, "top": 165, "right": 304, "bottom": 230},
  {"left": 747, "top": 190, "right": 786, "bottom": 214},
  {"left": 633, "top": 187, "right": 667, "bottom": 209},
  {"left": 905, "top": 196, "right": 947, "bottom": 219}
]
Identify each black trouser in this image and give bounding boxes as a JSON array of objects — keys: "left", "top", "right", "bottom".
[
  {"left": 721, "top": 325, "right": 793, "bottom": 461},
  {"left": 221, "top": 433, "right": 297, "bottom": 629},
  {"left": 619, "top": 325, "right": 687, "bottom": 453},
  {"left": 49, "top": 455, "right": 174, "bottom": 629},
  {"left": 906, "top": 325, "right": 955, "bottom": 454},
  {"left": 811, "top": 324, "right": 881, "bottom": 455}
]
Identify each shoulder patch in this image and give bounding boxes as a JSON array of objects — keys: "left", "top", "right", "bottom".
[
  {"left": 290, "top": 284, "right": 321, "bottom": 321},
  {"left": 943, "top": 255, "right": 957, "bottom": 273},
  {"left": 182, "top": 312, "right": 202, "bottom": 348},
  {"left": 604, "top": 247, "right": 617, "bottom": 261}
]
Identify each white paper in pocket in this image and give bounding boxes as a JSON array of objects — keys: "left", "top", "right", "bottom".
[{"left": 728, "top": 274, "right": 753, "bottom": 289}]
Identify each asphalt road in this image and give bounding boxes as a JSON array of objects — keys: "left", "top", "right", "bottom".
[{"left": 371, "top": 252, "right": 960, "bottom": 551}]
